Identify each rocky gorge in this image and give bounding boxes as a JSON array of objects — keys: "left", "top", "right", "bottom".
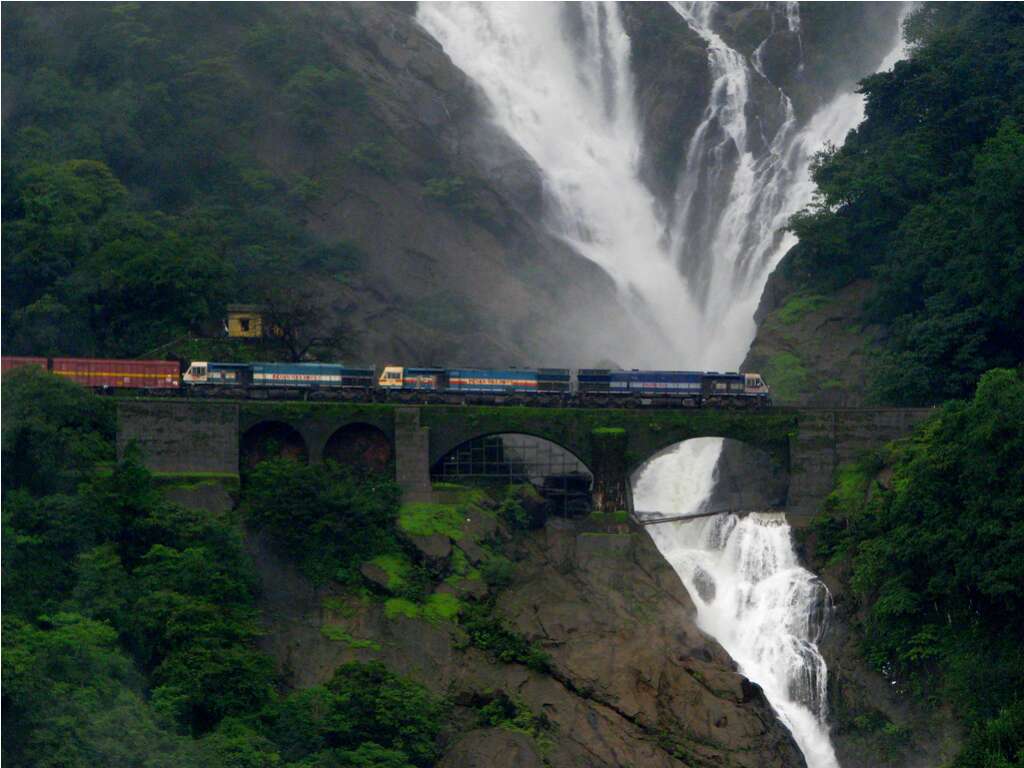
[{"left": 248, "top": 488, "right": 806, "bottom": 768}]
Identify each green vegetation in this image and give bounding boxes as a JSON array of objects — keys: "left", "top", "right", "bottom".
[
  {"left": 243, "top": 459, "right": 401, "bottom": 585},
  {"left": 320, "top": 626, "right": 382, "bottom": 651},
  {"left": 476, "top": 692, "right": 554, "bottom": 747},
  {"left": 775, "top": 291, "right": 830, "bottom": 325},
  {"left": 762, "top": 351, "right": 809, "bottom": 403},
  {"left": 813, "top": 369, "right": 1024, "bottom": 766},
  {"left": 1, "top": 366, "right": 115, "bottom": 495},
  {"left": 398, "top": 501, "right": 466, "bottom": 540},
  {"left": 369, "top": 553, "right": 413, "bottom": 592},
  {"left": 787, "top": 4, "right": 1024, "bottom": 404},
  {"left": 2, "top": 4, "right": 378, "bottom": 360},
  {"left": 422, "top": 176, "right": 485, "bottom": 219},
  {"left": 3, "top": 371, "right": 274, "bottom": 757},
  {"left": 260, "top": 662, "right": 447, "bottom": 767},
  {"left": 384, "top": 598, "right": 422, "bottom": 621},
  {"left": 458, "top": 601, "right": 551, "bottom": 673},
  {"left": 2, "top": 368, "right": 454, "bottom": 767}
]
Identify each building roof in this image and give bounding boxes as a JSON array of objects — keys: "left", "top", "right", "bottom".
[{"left": 226, "top": 304, "right": 266, "bottom": 313}]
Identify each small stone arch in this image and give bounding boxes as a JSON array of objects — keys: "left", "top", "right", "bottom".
[
  {"left": 240, "top": 420, "right": 308, "bottom": 470},
  {"left": 323, "top": 422, "right": 393, "bottom": 474}
]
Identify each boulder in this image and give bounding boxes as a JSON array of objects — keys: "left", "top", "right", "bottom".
[
  {"left": 360, "top": 562, "right": 393, "bottom": 592},
  {"left": 438, "top": 728, "right": 544, "bottom": 768},
  {"left": 405, "top": 532, "right": 452, "bottom": 566}
]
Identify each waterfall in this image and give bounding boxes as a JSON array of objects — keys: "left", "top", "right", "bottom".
[
  {"left": 634, "top": 441, "right": 839, "bottom": 766},
  {"left": 417, "top": 3, "right": 908, "bottom": 766},
  {"left": 418, "top": 3, "right": 700, "bottom": 366}
]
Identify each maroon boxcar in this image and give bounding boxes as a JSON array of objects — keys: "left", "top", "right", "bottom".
[
  {"left": 51, "top": 358, "right": 180, "bottom": 389},
  {"left": 1, "top": 356, "right": 48, "bottom": 374}
]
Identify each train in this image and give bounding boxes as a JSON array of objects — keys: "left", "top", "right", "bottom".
[{"left": 1, "top": 356, "right": 772, "bottom": 407}]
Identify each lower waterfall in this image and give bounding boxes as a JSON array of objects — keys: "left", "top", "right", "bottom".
[{"left": 634, "top": 439, "right": 838, "bottom": 767}]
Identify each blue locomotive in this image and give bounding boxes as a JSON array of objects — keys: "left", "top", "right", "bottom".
[{"left": 183, "top": 361, "right": 374, "bottom": 388}]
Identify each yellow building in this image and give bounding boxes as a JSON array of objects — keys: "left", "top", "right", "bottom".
[{"left": 226, "top": 304, "right": 265, "bottom": 338}]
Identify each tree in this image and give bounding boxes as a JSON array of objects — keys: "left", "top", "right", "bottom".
[{"left": 258, "top": 283, "right": 351, "bottom": 362}]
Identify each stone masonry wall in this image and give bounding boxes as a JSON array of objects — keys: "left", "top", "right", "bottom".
[
  {"left": 117, "top": 401, "right": 239, "bottom": 474},
  {"left": 786, "top": 407, "right": 934, "bottom": 523}
]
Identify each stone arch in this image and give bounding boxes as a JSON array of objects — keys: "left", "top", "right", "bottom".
[
  {"left": 432, "top": 432, "right": 594, "bottom": 515},
  {"left": 323, "top": 422, "right": 393, "bottom": 474},
  {"left": 630, "top": 436, "right": 789, "bottom": 520},
  {"left": 240, "top": 420, "right": 308, "bottom": 470}
]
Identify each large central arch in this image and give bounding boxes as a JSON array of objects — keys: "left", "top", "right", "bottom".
[{"left": 630, "top": 436, "right": 789, "bottom": 522}]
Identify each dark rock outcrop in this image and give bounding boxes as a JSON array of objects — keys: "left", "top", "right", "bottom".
[{"left": 248, "top": 517, "right": 807, "bottom": 768}]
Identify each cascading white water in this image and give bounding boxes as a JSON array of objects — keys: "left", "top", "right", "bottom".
[
  {"left": 418, "top": 3, "right": 700, "bottom": 365},
  {"left": 634, "top": 441, "right": 839, "bottom": 766},
  {"left": 417, "top": 3, "right": 908, "bottom": 765}
]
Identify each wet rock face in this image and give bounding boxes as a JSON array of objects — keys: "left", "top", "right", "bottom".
[
  {"left": 438, "top": 728, "right": 545, "bottom": 768},
  {"left": 706, "top": 438, "right": 790, "bottom": 513},
  {"left": 619, "top": 2, "right": 711, "bottom": 201},
  {"left": 247, "top": 3, "right": 640, "bottom": 369},
  {"left": 249, "top": 517, "right": 806, "bottom": 767},
  {"left": 742, "top": 252, "right": 885, "bottom": 406}
]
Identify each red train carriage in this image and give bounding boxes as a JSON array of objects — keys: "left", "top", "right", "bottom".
[
  {"left": 51, "top": 358, "right": 180, "bottom": 389},
  {"left": 1, "top": 356, "right": 48, "bottom": 374}
]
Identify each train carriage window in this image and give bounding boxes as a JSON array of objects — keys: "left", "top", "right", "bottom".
[{"left": 715, "top": 381, "right": 727, "bottom": 391}]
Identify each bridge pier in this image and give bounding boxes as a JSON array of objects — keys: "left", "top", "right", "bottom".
[
  {"left": 590, "top": 427, "right": 630, "bottom": 514},
  {"left": 394, "top": 407, "right": 433, "bottom": 504}
]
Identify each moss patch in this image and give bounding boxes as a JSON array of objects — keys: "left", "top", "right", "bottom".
[
  {"left": 764, "top": 351, "right": 809, "bottom": 402},
  {"left": 422, "top": 592, "right": 462, "bottom": 623},
  {"left": 368, "top": 553, "right": 412, "bottom": 591},
  {"left": 776, "top": 291, "right": 831, "bottom": 325},
  {"left": 384, "top": 597, "right": 420, "bottom": 620},
  {"left": 320, "top": 626, "right": 381, "bottom": 651},
  {"left": 399, "top": 502, "right": 465, "bottom": 540}
]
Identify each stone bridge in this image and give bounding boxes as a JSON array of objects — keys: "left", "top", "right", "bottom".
[{"left": 116, "top": 400, "right": 933, "bottom": 524}]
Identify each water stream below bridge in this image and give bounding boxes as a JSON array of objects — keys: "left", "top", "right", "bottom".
[{"left": 418, "top": 3, "right": 910, "bottom": 765}]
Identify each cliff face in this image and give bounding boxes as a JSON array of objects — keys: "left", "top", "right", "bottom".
[
  {"left": 249, "top": 511, "right": 806, "bottom": 767},
  {"left": 741, "top": 254, "right": 885, "bottom": 406},
  {"left": 260, "top": 4, "right": 644, "bottom": 368},
  {"left": 743, "top": 258, "right": 961, "bottom": 764}
]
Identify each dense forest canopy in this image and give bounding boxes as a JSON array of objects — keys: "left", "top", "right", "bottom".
[
  {"left": 1, "top": 368, "right": 449, "bottom": 767},
  {"left": 2, "top": 4, "right": 366, "bottom": 359},
  {"left": 813, "top": 368, "right": 1024, "bottom": 767},
  {"left": 788, "top": 3, "right": 1024, "bottom": 405}
]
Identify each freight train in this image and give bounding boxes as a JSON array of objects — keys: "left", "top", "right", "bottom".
[{"left": 1, "top": 357, "right": 771, "bottom": 407}]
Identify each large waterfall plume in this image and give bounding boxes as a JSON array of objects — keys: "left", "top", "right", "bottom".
[{"left": 418, "top": 3, "right": 909, "bottom": 766}]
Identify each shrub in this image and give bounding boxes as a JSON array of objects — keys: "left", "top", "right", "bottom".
[{"left": 243, "top": 459, "right": 401, "bottom": 584}]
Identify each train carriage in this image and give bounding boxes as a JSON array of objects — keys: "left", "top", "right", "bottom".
[{"left": 52, "top": 358, "right": 179, "bottom": 389}]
